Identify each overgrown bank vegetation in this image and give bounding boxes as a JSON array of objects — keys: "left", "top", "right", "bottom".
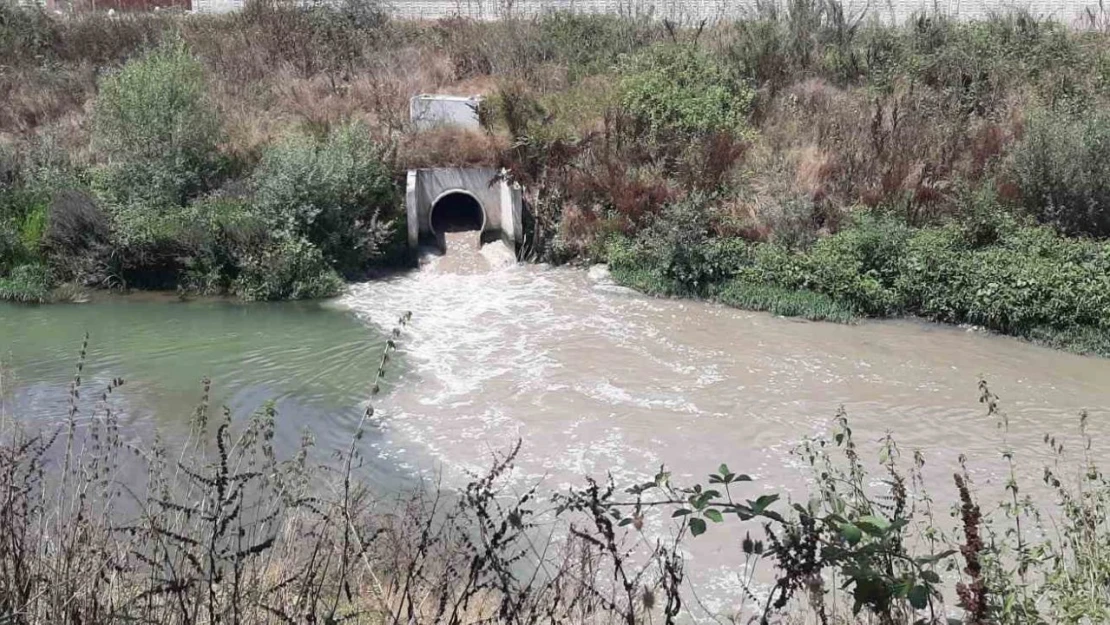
[
  {"left": 3, "top": 0, "right": 1110, "bottom": 353},
  {"left": 3, "top": 333, "right": 1110, "bottom": 624}
]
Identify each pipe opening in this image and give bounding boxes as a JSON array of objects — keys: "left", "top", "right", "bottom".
[{"left": 430, "top": 192, "right": 484, "bottom": 234}]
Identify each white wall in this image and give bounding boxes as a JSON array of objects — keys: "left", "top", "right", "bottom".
[{"left": 192, "top": 0, "right": 1106, "bottom": 25}]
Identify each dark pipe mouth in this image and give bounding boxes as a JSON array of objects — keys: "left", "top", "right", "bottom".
[{"left": 431, "top": 192, "right": 484, "bottom": 234}]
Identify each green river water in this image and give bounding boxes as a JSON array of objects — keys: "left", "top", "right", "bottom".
[{"left": 0, "top": 293, "right": 402, "bottom": 483}]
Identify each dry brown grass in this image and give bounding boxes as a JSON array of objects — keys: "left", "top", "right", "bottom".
[
  {"left": 398, "top": 127, "right": 507, "bottom": 170},
  {"left": 754, "top": 78, "right": 1025, "bottom": 225},
  {"left": 0, "top": 66, "right": 97, "bottom": 137}
]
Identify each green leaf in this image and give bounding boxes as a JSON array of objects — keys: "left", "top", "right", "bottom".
[
  {"left": 839, "top": 522, "right": 862, "bottom": 546},
  {"left": 704, "top": 509, "right": 723, "bottom": 523},
  {"left": 908, "top": 585, "right": 928, "bottom": 610},
  {"left": 718, "top": 463, "right": 730, "bottom": 475},
  {"left": 689, "top": 518, "right": 707, "bottom": 537},
  {"left": 672, "top": 508, "right": 692, "bottom": 517},
  {"left": 750, "top": 493, "right": 780, "bottom": 514},
  {"left": 857, "top": 514, "right": 891, "bottom": 536}
]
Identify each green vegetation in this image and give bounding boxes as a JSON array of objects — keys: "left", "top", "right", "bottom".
[
  {"left": 1011, "top": 108, "right": 1110, "bottom": 237},
  {"left": 610, "top": 204, "right": 1110, "bottom": 356},
  {"left": 716, "top": 282, "right": 857, "bottom": 322},
  {"left": 1, "top": 32, "right": 401, "bottom": 302},
  {"left": 618, "top": 44, "right": 752, "bottom": 139},
  {"left": 93, "top": 41, "right": 222, "bottom": 209},
  {"left": 0, "top": 0, "right": 1108, "bottom": 354},
  {"left": 0, "top": 263, "right": 51, "bottom": 303},
  {"left": 252, "top": 124, "right": 398, "bottom": 278}
]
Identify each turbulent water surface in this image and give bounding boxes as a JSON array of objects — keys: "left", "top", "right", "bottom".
[{"left": 4, "top": 231, "right": 1110, "bottom": 614}]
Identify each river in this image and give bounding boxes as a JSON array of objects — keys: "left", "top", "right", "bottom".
[{"left": 3, "top": 233, "right": 1110, "bottom": 615}]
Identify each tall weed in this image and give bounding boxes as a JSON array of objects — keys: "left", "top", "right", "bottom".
[{"left": 1011, "top": 108, "right": 1110, "bottom": 237}]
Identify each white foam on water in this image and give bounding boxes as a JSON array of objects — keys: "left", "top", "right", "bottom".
[{"left": 336, "top": 235, "right": 1110, "bottom": 620}]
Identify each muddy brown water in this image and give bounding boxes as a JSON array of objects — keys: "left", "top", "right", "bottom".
[
  {"left": 340, "top": 232, "right": 1110, "bottom": 615},
  {"left": 3, "top": 231, "right": 1109, "bottom": 616}
]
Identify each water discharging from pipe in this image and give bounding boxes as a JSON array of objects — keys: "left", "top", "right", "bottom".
[{"left": 338, "top": 232, "right": 1110, "bottom": 615}]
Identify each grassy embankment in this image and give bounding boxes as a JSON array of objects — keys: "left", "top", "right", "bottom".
[{"left": 2, "top": 1, "right": 1110, "bottom": 354}]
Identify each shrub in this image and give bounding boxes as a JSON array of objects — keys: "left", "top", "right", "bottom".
[
  {"left": 0, "top": 187, "right": 49, "bottom": 274},
  {"left": 764, "top": 194, "right": 824, "bottom": 250},
  {"left": 0, "top": 262, "right": 52, "bottom": 303},
  {"left": 724, "top": 0, "right": 869, "bottom": 90},
  {"left": 252, "top": 123, "right": 398, "bottom": 276},
  {"left": 611, "top": 204, "right": 1110, "bottom": 353},
  {"left": 798, "top": 214, "right": 912, "bottom": 315},
  {"left": 231, "top": 235, "right": 344, "bottom": 301},
  {"left": 536, "top": 12, "right": 660, "bottom": 81},
  {"left": 896, "top": 223, "right": 1110, "bottom": 335},
  {"left": 610, "top": 195, "right": 752, "bottom": 296},
  {"left": 41, "top": 190, "right": 111, "bottom": 283},
  {"left": 0, "top": 222, "right": 21, "bottom": 275},
  {"left": 93, "top": 40, "right": 222, "bottom": 207},
  {"left": 618, "top": 44, "right": 753, "bottom": 140},
  {"left": 1010, "top": 109, "right": 1110, "bottom": 237},
  {"left": 0, "top": 2, "right": 55, "bottom": 65}
]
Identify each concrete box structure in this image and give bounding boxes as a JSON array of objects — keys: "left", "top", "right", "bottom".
[
  {"left": 409, "top": 95, "right": 483, "bottom": 131},
  {"left": 406, "top": 168, "right": 523, "bottom": 250}
]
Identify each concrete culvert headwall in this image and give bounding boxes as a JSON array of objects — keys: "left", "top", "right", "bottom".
[
  {"left": 406, "top": 167, "right": 523, "bottom": 252},
  {"left": 430, "top": 191, "right": 485, "bottom": 234}
]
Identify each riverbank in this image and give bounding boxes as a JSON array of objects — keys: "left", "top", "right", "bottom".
[
  {"left": 4, "top": 1, "right": 1110, "bottom": 354},
  {"left": 606, "top": 209, "right": 1110, "bottom": 357}
]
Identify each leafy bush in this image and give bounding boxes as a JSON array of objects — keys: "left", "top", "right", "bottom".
[
  {"left": 0, "top": 2, "right": 56, "bottom": 65},
  {"left": 764, "top": 194, "right": 824, "bottom": 250},
  {"left": 0, "top": 221, "right": 17, "bottom": 274},
  {"left": 797, "top": 215, "right": 912, "bottom": 315},
  {"left": 0, "top": 187, "right": 49, "bottom": 274},
  {"left": 252, "top": 124, "right": 398, "bottom": 276},
  {"left": 608, "top": 195, "right": 751, "bottom": 296},
  {"left": 1010, "top": 108, "right": 1110, "bottom": 237},
  {"left": 611, "top": 207, "right": 1110, "bottom": 354},
  {"left": 93, "top": 40, "right": 222, "bottom": 208},
  {"left": 231, "top": 235, "right": 344, "bottom": 301},
  {"left": 896, "top": 224, "right": 1110, "bottom": 335},
  {"left": 618, "top": 44, "right": 753, "bottom": 140}
]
